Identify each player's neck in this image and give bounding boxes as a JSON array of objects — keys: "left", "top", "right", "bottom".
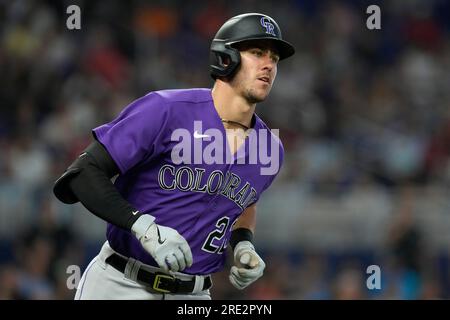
[{"left": 211, "top": 81, "right": 255, "bottom": 128}]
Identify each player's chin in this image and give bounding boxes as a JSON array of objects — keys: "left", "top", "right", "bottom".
[
  {"left": 254, "top": 88, "right": 271, "bottom": 102},
  {"left": 244, "top": 86, "right": 271, "bottom": 104}
]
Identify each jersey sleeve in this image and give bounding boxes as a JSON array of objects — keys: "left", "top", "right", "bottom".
[
  {"left": 254, "top": 135, "right": 284, "bottom": 204},
  {"left": 92, "top": 92, "right": 170, "bottom": 174}
]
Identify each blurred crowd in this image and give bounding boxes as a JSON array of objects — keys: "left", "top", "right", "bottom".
[{"left": 0, "top": 0, "right": 449, "bottom": 299}]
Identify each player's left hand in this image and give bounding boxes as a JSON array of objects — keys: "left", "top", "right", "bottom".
[{"left": 229, "top": 241, "right": 265, "bottom": 290}]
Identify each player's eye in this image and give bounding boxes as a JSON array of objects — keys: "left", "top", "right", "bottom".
[
  {"left": 271, "top": 54, "right": 280, "bottom": 63},
  {"left": 251, "top": 49, "right": 263, "bottom": 57}
]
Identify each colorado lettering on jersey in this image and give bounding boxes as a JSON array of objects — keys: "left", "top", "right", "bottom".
[{"left": 158, "top": 164, "right": 257, "bottom": 210}]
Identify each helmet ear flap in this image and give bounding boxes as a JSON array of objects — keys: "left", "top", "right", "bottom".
[
  {"left": 217, "top": 53, "right": 230, "bottom": 68},
  {"left": 210, "top": 41, "right": 241, "bottom": 79}
]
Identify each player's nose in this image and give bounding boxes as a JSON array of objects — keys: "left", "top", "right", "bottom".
[{"left": 261, "top": 53, "right": 276, "bottom": 72}]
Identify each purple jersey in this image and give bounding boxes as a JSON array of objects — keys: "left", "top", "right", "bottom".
[{"left": 92, "top": 88, "right": 284, "bottom": 275}]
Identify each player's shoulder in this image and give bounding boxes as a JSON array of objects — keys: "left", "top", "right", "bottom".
[
  {"left": 151, "top": 88, "right": 213, "bottom": 105},
  {"left": 122, "top": 88, "right": 211, "bottom": 122}
]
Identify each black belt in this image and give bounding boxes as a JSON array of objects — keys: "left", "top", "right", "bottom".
[{"left": 105, "top": 253, "right": 212, "bottom": 294}]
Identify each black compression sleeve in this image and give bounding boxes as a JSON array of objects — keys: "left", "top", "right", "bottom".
[{"left": 68, "top": 141, "right": 142, "bottom": 231}]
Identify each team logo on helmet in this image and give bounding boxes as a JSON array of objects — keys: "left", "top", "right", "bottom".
[{"left": 260, "top": 16, "right": 276, "bottom": 36}]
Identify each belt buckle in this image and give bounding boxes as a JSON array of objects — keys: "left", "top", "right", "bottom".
[{"left": 152, "top": 273, "right": 175, "bottom": 293}]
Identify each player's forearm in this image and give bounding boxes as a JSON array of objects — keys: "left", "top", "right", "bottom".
[
  {"left": 233, "top": 204, "right": 256, "bottom": 232},
  {"left": 229, "top": 204, "right": 257, "bottom": 249},
  {"left": 69, "top": 162, "right": 140, "bottom": 231}
]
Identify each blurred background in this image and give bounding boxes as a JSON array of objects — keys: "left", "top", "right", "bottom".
[{"left": 0, "top": 0, "right": 449, "bottom": 300}]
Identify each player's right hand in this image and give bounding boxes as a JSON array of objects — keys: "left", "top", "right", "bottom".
[{"left": 131, "top": 215, "right": 193, "bottom": 272}]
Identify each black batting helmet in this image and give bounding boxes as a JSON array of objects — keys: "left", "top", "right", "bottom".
[{"left": 210, "top": 13, "right": 295, "bottom": 79}]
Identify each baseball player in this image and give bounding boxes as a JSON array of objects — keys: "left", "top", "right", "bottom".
[{"left": 53, "top": 13, "right": 295, "bottom": 300}]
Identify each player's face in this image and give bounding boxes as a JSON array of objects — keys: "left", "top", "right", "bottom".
[{"left": 231, "top": 40, "right": 279, "bottom": 104}]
